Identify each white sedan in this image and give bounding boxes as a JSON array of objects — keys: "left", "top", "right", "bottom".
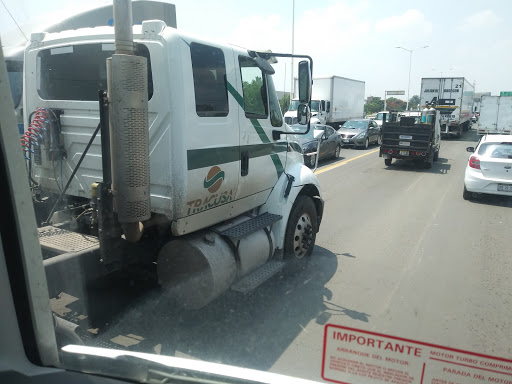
[{"left": 463, "top": 134, "right": 512, "bottom": 200}]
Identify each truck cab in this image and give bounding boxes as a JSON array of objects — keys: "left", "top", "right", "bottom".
[{"left": 23, "top": 19, "right": 324, "bottom": 309}]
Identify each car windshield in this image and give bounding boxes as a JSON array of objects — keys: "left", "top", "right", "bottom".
[
  {"left": 310, "top": 100, "right": 320, "bottom": 112},
  {"left": 290, "top": 124, "right": 323, "bottom": 139},
  {"left": 342, "top": 120, "right": 367, "bottom": 129},
  {"left": 2, "top": 2, "right": 512, "bottom": 384},
  {"left": 478, "top": 142, "right": 512, "bottom": 158},
  {"left": 288, "top": 99, "right": 300, "bottom": 111}
]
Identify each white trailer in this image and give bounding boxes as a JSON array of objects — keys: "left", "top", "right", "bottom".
[
  {"left": 477, "top": 96, "right": 512, "bottom": 135},
  {"left": 284, "top": 76, "right": 365, "bottom": 129},
  {"left": 420, "top": 77, "right": 474, "bottom": 138}
]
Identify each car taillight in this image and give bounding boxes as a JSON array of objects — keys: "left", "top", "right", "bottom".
[{"left": 469, "top": 156, "right": 480, "bottom": 169}]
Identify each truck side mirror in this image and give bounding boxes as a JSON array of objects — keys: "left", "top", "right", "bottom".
[
  {"left": 298, "top": 60, "right": 311, "bottom": 104},
  {"left": 297, "top": 104, "right": 311, "bottom": 125}
]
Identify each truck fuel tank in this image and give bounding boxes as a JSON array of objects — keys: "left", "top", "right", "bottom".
[{"left": 157, "top": 215, "right": 275, "bottom": 309}]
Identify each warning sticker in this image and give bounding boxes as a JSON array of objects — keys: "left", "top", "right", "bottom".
[{"left": 322, "top": 325, "right": 512, "bottom": 384}]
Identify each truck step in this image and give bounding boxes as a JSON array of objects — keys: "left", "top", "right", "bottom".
[
  {"left": 38, "top": 226, "right": 99, "bottom": 254},
  {"left": 231, "top": 260, "right": 285, "bottom": 294},
  {"left": 219, "top": 212, "right": 282, "bottom": 241}
]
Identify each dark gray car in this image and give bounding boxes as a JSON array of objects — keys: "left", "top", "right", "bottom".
[
  {"left": 291, "top": 124, "right": 342, "bottom": 167},
  {"left": 338, "top": 119, "right": 381, "bottom": 149}
]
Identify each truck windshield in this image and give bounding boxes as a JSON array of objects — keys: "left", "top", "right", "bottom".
[
  {"left": 288, "top": 99, "right": 300, "bottom": 111},
  {"left": 310, "top": 100, "right": 320, "bottom": 112}
]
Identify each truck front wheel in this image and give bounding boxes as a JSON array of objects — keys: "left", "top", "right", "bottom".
[{"left": 283, "top": 195, "right": 318, "bottom": 273}]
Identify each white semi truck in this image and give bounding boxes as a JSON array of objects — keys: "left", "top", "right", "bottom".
[
  {"left": 284, "top": 75, "right": 365, "bottom": 129},
  {"left": 476, "top": 95, "right": 512, "bottom": 136},
  {"left": 22, "top": 0, "right": 323, "bottom": 311},
  {"left": 420, "top": 77, "right": 474, "bottom": 138}
]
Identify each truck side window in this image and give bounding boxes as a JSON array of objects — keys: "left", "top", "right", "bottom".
[
  {"left": 321, "top": 100, "right": 325, "bottom": 112},
  {"left": 190, "top": 42, "right": 229, "bottom": 117},
  {"left": 239, "top": 56, "right": 268, "bottom": 118},
  {"left": 326, "top": 101, "right": 331, "bottom": 113},
  {"left": 266, "top": 74, "right": 283, "bottom": 127}
]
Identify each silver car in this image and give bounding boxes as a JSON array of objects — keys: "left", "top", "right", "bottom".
[{"left": 338, "top": 119, "right": 382, "bottom": 149}]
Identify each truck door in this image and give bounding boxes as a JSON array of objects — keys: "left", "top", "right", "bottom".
[
  {"left": 234, "top": 55, "right": 286, "bottom": 201},
  {"left": 185, "top": 42, "right": 240, "bottom": 218},
  {"left": 497, "top": 97, "right": 512, "bottom": 134}
]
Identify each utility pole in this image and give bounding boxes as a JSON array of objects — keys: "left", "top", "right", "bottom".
[{"left": 395, "top": 45, "right": 429, "bottom": 110}]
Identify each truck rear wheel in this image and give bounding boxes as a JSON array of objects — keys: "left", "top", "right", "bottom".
[
  {"left": 283, "top": 195, "right": 317, "bottom": 274},
  {"left": 384, "top": 158, "right": 392, "bottom": 166}
]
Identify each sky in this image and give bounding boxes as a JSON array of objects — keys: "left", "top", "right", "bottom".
[{"left": 2, "top": 0, "right": 512, "bottom": 101}]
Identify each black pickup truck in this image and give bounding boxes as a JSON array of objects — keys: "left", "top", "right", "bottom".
[{"left": 379, "top": 113, "right": 441, "bottom": 169}]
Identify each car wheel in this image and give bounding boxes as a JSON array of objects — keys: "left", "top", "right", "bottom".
[
  {"left": 384, "top": 158, "right": 392, "bottom": 166},
  {"left": 334, "top": 144, "right": 341, "bottom": 159},
  {"left": 283, "top": 195, "right": 317, "bottom": 274},
  {"left": 308, "top": 154, "right": 316, "bottom": 168},
  {"left": 377, "top": 135, "right": 382, "bottom": 146},
  {"left": 363, "top": 137, "right": 369, "bottom": 149},
  {"left": 463, "top": 185, "right": 473, "bottom": 200}
]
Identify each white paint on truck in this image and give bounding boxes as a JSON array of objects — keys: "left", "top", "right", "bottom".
[
  {"left": 477, "top": 96, "right": 512, "bottom": 135},
  {"left": 284, "top": 76, "right": 365, "bottom": 128},
  {"left": 420, "top": 77, "right": 474, "bottom": 136}
]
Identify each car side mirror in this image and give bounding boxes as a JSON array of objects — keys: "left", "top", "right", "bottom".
[
  {"left": 466, "top": 147, "right": 475, "bottom": 153},
  {"left": 297, "top": 103, "right": 311, "bottom": 125}
]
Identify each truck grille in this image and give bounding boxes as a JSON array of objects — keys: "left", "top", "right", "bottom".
[{"left": 285, "top": 116, "right": 298, "bottom": 125}]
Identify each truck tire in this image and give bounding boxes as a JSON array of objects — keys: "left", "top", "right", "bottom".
[
  {"left": 283, "top": 195, "right": 317, "bottom": 274},
  {"left": 433, "top": 148, "right": 439, "bottom": 161},
  {"left": 456, "top": 125, "right": 462, "bottom": 138},
  {"left": 384, "top": 158, "right": 392, "bottom": 166}
]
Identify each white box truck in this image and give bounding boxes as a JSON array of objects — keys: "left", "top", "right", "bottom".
[
  {"left": 284, "top": 76, "right": 365, "bottom": 129},
  {"left": 420, "top": 77, "right": 474, "bottom": 138},
  {"left": 477, "top": 96, "right": 512, "bottom": 135}
]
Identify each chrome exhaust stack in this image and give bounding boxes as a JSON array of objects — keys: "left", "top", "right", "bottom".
[{"left": 107, "top": 0, "right": 150, "bottom": 242}]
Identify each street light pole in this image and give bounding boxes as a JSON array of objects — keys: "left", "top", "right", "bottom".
[
  {"left": 290, "top": 0, "right": 295, "bottom": 99},
  {"left": 395, "top": 45, "right": 429, "bottom": 110}
]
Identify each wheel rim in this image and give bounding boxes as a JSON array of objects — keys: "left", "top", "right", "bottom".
[
  {"left": 378, "top": 136, "right": 382, "bottom": 145},
  {"left": 293, "top": 212, "right": 313, "bottom": 259},
  {"left": 335, "top": 145, "right": 340, "bottom": 158},
  {"left": 365, "top": 138, "right": 369, "bottom": 149},
  {"left": 309, "top": 155, "right": 316, "bottom": 167}
]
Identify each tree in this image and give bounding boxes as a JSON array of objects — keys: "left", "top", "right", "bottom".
[
  {"left": 280, "top": 93, "right": 290, "bottom": 113},
  {"left": 408, "top": 95, "right": 420, "bottom": 110},
  {"left": 364, "top": 98, "right": 384, "bottom": 115},
  {"left": 386, "top": 97, "right": 406, "bottom": 111},
  {"left": 242, "top": 77, "right": 265, "bottom": 114}
]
